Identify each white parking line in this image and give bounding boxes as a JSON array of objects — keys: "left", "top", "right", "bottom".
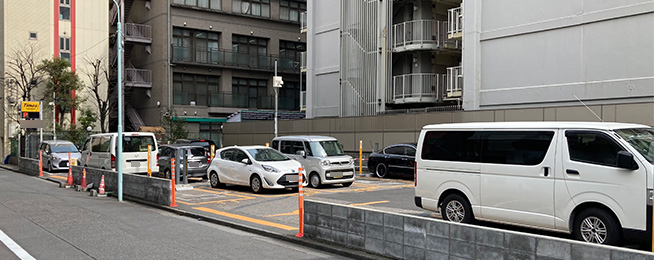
[{"left": 0, "top": 229, "right": 36, "bottom": 260}]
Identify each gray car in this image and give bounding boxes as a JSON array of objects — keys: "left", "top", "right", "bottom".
[
  {"left": 39, "top": 140, "right": 81, "bottom": 172},
  {"left": 157, "top": 144, "right": 209, "bottom": 179}
]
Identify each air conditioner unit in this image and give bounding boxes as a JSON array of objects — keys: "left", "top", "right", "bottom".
[{"left": 190, "top": 101, "right": 196, "bottom": 106}]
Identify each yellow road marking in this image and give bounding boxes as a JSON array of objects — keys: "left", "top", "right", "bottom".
[
  {"left": 266, "top": 210, "right": 299, "bottom": 217},
  {"left": 50, "top": 175, "right": 67, "bottom": 180},
  {"left": 193, "top": 207, "right": 298, "bottom": 231},
  {"left": 349, "top": 200, "right": 390, "bottom": 206}
]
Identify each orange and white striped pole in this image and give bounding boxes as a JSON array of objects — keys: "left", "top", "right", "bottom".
[
  {"left": 170, "top": 158, "right": 178, "bottom": 207},
  {"left": 39, "top": 150, "right": 43, "bottom": 177},
  {"left": 296, "top": 167, "right": 304, "bottom": 238},
  {"left": 147, "top": 145, "right": 152, "bottom": 177}
]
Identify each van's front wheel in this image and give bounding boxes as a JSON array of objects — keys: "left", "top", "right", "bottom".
[
  {"left": 573, "top": 208, "right": 621, "bottom": 245},
  {"left": 440, "top": 194, "right": 473, "bottom": 223}
]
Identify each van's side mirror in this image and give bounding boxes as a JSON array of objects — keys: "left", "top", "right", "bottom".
[
  {"left": 617, "top": 151, "right": 638, "bottom": 170},
  {"left": 297, "top": 150, "right": 306, "bottom": 158},
  {"left": 241, "top": 158, "right": 250, "bottom": 164}
]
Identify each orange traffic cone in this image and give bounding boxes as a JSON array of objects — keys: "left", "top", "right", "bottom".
[
  {"left": 80, "top": 168, "right": 87, "bottom": 190},
  {"left": 98, "top": 175, "right": 106, "bottom": 197},
  {"left": 65, "top": 166, "right": 74, "bottom": 187}
]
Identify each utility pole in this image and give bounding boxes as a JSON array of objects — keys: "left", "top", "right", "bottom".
[{"left": 113, "top": 0, "right": 124, "bottom": 202}]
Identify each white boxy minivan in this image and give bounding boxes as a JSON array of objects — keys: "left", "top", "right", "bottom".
[
  {"left": 272, "top": 136, "right": 355, "bottom": 188},
  {"left": 414, "top": 122, "right": 654, "bottom": 245},
  {"left": 79, "top": 132, "right": 159, "bottom": 174}
]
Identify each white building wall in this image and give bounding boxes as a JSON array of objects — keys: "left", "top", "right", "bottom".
[{"left": 464, "top": 0, "right": 654, "bottom": 110}]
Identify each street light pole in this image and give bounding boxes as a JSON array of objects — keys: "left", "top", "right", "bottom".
[
  {"left": 274, "top": 60, "right": 278, "bottom": 138},
  {"left": 113, "top": 0, "right": 124, "bottom": 202}
]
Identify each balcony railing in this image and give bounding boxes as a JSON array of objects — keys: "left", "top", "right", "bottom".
[
  {"left": 172, "top": 45, "right": 300, "bottom": 72},
  {"left": 173, "top": 92, "right": 299, "bottom": 110},
  {"left": 446, "top": 66, "right": 463, "bottom": 99},
  {"left": 300, "top": 52, "right": 307, "bottom": 72},
  {"left": 125, "top": 68, "right": 152, "bottom": 88},
  {"left": 388, "top": 73, "right": 445, "bottom": 104},
  {"left": 392, "top": 20, "right": 460, "bottom": 52},
  {"left": 300, "top": 91, "right": 306, "bottom": 111},
  {"left": 448, "top": 7, "right": 463, "bottom": 39},
  {"left": 124, "top": 23, "right": 152, "bottom": 44},
  {"left": 300, "top": 11, "right": 307, "bottom": 33}
]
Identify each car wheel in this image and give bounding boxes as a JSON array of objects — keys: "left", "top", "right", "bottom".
[
  {"left": 250, "top": 175, "right": 264, "bottom": 194},
  {"left": 574, "top": 208, "right": 621, "bottom": 245},
  {"left": 209, "top": 171, "right": 223, "bottom": 188},
  {"left": 375, "top": 163, "right": 388, "bottom": 178},
  {"left": 48, "top": 161, "right": 53, "bottom": 172},
  {"left": 309, "top": 172, "right": 321, "bottom": 188},
  {"left": 342, "top": 182, "right": 353, "bottom": 187},
  {"left": 440, "top": 194, "right": 473, "bottom": 224}
]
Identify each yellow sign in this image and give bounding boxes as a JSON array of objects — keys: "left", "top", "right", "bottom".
[
  {"left": 70, "top": 159, "right": 78, "bottom": 166},
  {"left": 21, "top": 101, "right": 40, "bottom": 112}
]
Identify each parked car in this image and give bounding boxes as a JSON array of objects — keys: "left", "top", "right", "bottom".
[
  {"left": 157, "top": 144, "right": 209, "bottom": 179},
  {"left": 207, "top": 146, "right": 306, "bottom": 193},
  {"left": 367, "top": 143, "right": 416, "bottom": 178},
  {"left": 415, "top": 122, "right": 654, "bottom": 245},
  {"left": 79, "top": 132, "right": 159, "bottom": 174},
  {"left": 174, "top": 139, "right": 217, "bottom": 155},
  {"left": 39, "top": 140, "right": 81, "bottom": 172},
  {"left": 271, "top": 136, "right": 355, "bottom": 188}
]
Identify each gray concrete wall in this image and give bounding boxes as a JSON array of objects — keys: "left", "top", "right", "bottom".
[
  {"left": 222, "top": 102, "right": 654, "bottom": 152},
  {"left": 304, "top": 199, "right": 654, "bottom": 260},
  {"left": 463, "top": 0, "right": 654, "bottom": 110},
  {"left": 17, "top": 157, "right": 171, "bottom": 205}
]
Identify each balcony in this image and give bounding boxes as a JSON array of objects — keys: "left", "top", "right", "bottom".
[
  {"left": 387, "top": 73, "right": 445, "bottom": 104},
  {"left": 446, "top": 66, "right": 463, "bottom": 99},
  {"left": 392, "top": 20, "right": 460, "bottom": 52},
  {"left": 448, "top": 7, "right": 463, "bottom": 39},
  {"left": 174, "top": 92, "right": 299, "bottom": 110},
  {"left": 125, "top": 68, "right": 152, "bottom": 88},
  {"left": 300, "top": 11, "right": 307, "bottom": 33},
  {"left": 124, "top": 23, "right": 152, "bottom": 44},
  {"left": 171, "top": 45, "right": 300, "bottom": 73}
]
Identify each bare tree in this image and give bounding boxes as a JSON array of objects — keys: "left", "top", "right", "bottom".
[
  {"left": 82, "top": 57, "right": 110, "bottom": 133},
  {"left": 5, "top": 43, "right": 44, "bottom": 101}
]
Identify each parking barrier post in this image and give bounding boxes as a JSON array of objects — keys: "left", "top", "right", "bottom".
[
  {"left": 359, "top": 140, "right": 362, "bottom": 174},
  {"left": 147, "top": 145, "right": 152, "bottom": 177},
  {"left": 170, "top": 158, "right": 178, "bottom": 207},
  {"left": 296, "top": 167, "right": 304, "bottom": 238},
  {"left": 39, "top": 150, "right": 43, "bottom": 177}
]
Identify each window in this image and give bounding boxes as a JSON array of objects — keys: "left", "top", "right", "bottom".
[
  {"left": 232, "top": 0, "right": 270, "bottom": 17},
  {"left": 174, "top": 0, "right": 222, "bottom": 10},
  {"left": 232, "top": 150, "right": 249, "bottom": 162},
  {"left": 221, "top": 149, "right": 235, "bottom": 160},
  {"left": 172, "top": 28, "right": 219, "bottom": 63},
  {"left": 480, "top": 131, "right": 554, "bottom": 165},
  {"left": 385, "top": 146, "right": 404, "bottom": 155},
  {"left": 280, "top": 141, "right": 304, "bottom": 155},
  {"left": 279, "top": 40, "right": 305, "bottom": 71},
  {"left": 232, "top": 35, "right": 268, "bottom": 68},
  {"left": 92, "top": 136, "right": 111, "bottom": 152},
  {"left": 122, "top": 136, "right": 156, "bottom": 153},
  {"left": 280, "top": 0, "right": 306, "bottom": 22},
  {"left": 173, "top": 73, "right": 220, "bottom": 106},
  {"left": 279, "top": 81, "right": 300, "bottom": 110},
  {"left": 59, "top": 37, "right": 71, "bottom": 62},
  {"left": 567, "top": 131, "right": 625, "bottom": 167},
  {"left": 29, "top": 32, "right": 37, "bottom": 40},
  {"left": 232, "top": 78, "right": 267, "bottom": 108},
  {"left": 199, "top": 123, "right": 222, "bottom": 148},
  {"left": 421, "top": 131, "right": 482, "bottom": 162},
  {"left": 59, "top": 0, "right": 70, "bottom": 20},
  {"left": 271, "top": 140, "right": 279, "bottom": 150}
]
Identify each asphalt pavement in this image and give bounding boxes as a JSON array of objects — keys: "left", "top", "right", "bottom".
[{"left": 0, "top": 167, "right": 354, "bottom": 260}]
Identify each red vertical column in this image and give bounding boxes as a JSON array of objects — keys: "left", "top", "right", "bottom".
[
  {"left": 54, "top": 0, "right": 59, "bottom": 56},
  {"left": 70, "top": 0, "right": 77, "bottom": 124}
]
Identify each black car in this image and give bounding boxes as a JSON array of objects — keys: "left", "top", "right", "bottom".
[
  {"left": 367, "top": 143, "right": 416, "bottom": 178},
  {"left": 174, "top": 139, "right": 218, "bottom": 154}
]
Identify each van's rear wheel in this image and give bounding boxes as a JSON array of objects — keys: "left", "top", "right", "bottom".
[
  {"left": 440, "top": 194, "right": 473, "bottom": 223},
  {"left": 574, "top": 208, "right": 621, "bottom": 245}
]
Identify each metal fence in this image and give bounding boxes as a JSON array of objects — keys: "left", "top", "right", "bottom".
[
  {"left": 388, "top": 73, "right": 446, "bottom": 103},
  {"left": 448, "top": 7, "right": 463, "bottom": 38},
  {"left": 172, "top": 45, "right": 299, "bottom": 72},
  {"left": 446, "top": 66, "right": 463, "bottom": 98},
  {"left": 392, "top": 20, "right": 450, "bottom": 50}
]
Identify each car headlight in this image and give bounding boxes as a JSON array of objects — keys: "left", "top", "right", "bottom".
[
  {"left": 262, "top": 165, "right": 279, "bottom": 173},
  {"left": 320, "top": 160, "right": 331, "bottom": 167}
]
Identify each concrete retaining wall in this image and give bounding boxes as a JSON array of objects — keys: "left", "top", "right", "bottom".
[
  {"left": 17, "top": 157, "right": 171, "bottom": 206},
  {"left": 304, "top": 199, "right": 654, "bottom": 260}
]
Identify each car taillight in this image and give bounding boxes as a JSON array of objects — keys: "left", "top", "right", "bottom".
[
  {"left": 111, "top": 154, "right": 116, "bottom": 170},
  {"left": 156, "top": 153, "right": 159, "bottom": 166},
  {"left": 414, "top": 161, "right": 417, "bottom": 187}
]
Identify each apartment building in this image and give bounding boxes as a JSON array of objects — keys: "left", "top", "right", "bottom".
[
  {"left": 111, "top": 0, "right": 306, "bottom": 146},
  {"left": 305, "top": 0, "right": 654, "bottom": 118},
  {"left": 1, "top": 0, "right": 109, "bottom": 158}
]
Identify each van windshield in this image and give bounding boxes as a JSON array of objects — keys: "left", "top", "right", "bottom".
[
  {"left": 308, "top": 141, "right": 344, "bottom": 157},
  {"left": 122, "top": 136, "right": 156, "bottom": 152},
  {"left": 615, "top": 128, "right": 654, "bottom": 163}
]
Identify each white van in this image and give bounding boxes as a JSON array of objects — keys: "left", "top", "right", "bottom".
[
  {"left": 79, "top": 132, "right": 159, "bottom": 174},
  {"left": 414, "top": 122, "right": 654, "bottom": 245},
  {"left": 272, "top": 136, "right": 355, "bottom": 188}
]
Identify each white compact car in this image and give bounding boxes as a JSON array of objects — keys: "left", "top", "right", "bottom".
[{"left": 207, "top": 146, "right": 306, "bottom": 193}]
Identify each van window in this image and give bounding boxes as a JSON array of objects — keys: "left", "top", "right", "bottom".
[
  {"left": 122, "top": 136, "right": 156, "bottom": 152},
  {"left": 567, "top": 131, "right": 624, "bottom": 167},
  {"left": 481, "top": 131, "right": 554, "bottom": 165},
  {"left": 92, "top": 136, "right": 111, "bottom": 152},
  {"left": 421, "top": 131, "right": 482, "bottom": 162},
  {"left": 281, "top": 141, "right": 305, "bottom": 155}
]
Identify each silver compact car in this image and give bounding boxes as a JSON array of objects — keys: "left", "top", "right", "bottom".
[{"left": 39, "top": 140, "right": 81, "bottom": 172}]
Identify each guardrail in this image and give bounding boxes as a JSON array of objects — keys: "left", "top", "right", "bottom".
[
  {"left": 300, "top": 11, "right": 307, "bottom": 33},
  {"left": 392, "top": 20, "right": 458, "bottom": 51},
  {"left": 124, "top": 23, "right": 152, "bottom": 43},
  {"left": 388, "top": 73, "right": 445, "bottom": 103},
  {"left": 446, "top": 66, "right": 463, "bottom": 98},
  {"left": 125, "top": 68, "right": 152, "bottom": 88},
  {"left": 172, "top": 45, "right": 300, "bottom": 72},
  {"left": 448, "top": 7, "right": 463, "bottom": 39}
]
